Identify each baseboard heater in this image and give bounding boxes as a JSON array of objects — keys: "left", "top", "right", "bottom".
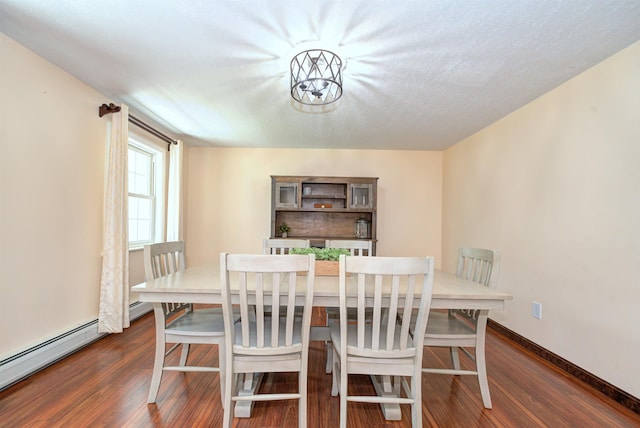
[{"left": 0, "top": 302, "right": 152, "bottom": 392}]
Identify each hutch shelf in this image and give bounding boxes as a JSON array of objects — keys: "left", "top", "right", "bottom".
[{"left": 271, "top": 175, "right": 378, "bottom": 254}]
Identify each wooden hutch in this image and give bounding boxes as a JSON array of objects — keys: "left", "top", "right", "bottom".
[{"left": 270, "top": 175, "right": 378, "bottom": 254}]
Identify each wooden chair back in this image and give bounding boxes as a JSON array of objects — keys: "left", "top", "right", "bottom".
[
  {"left": 455, "top": 247, "right": 500, "bottom": 320},
  {"left": 144, "top": 241, "right": 186, "bottom": 279},
  {"left": 339, "top": 255, "right": 434, "bottom": 358},
  {"left": 143, "top": 241, "right": 189, "bottom": 317},
  {"left": 220, "top": 253, "right": 316, "bottom": 356},
  {"left": 325, "top": 239, "right": 372, "bottom": 256},
  {"left": 263, "top": 238, "right": 310, "bottom": 254},
  {"left": 456, "top": 246, "right": 499, "bottom": 288}
]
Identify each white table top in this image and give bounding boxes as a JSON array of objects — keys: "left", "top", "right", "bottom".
[{"left": 131, "top": 264, "right": 512, "bottom": 311}]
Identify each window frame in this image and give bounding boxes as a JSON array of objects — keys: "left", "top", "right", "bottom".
[{"left": 127, "top": 134, "right": 166, "bottom": 249}]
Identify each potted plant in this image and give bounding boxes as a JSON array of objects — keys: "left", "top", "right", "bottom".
[
  {"left": 289, "top": 247, "right": 352, "bottom": 276},
  {"left": 278, "top": 222, "right": 291, "bottom": 238}
]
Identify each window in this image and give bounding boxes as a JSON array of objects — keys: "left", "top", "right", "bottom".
[{"left": 128, "top": 138, "right": 165, "bottom": 248}]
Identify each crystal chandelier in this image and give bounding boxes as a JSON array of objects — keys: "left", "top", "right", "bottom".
[{"left": 290, "top": 49, "right": 342, "bottom": 106}]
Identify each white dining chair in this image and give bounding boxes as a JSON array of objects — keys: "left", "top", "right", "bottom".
[
  {"left": 330, "top": 255, "right": 434, "bottom": 428},
  {"left": 263, "top": 238, "right": 310, "bottom": 254},
  {"left": 321, "top": 239, "right": 373, "bottom": 373},
  {"left": 422, "top": 246, "right": 500, "bottom": 408},
  {"left": 219, "top": 252, "right": 316, "bottom": 428},
  {"left": 263, "top": 237, "right": 310, "bottom": 320},
  {"left": 144, "top": 241, "right": 226, "bottom": 405}
]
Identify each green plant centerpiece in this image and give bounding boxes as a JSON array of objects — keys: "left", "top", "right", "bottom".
[
  {"left": 278, "top": 222, "right": 291, "bottom": 238},
  {"left": 289, "top": 247, "right": 351, "bottom": 260},
  {"left": 289, "top": 247, "right": 351, "bottom": 276}
]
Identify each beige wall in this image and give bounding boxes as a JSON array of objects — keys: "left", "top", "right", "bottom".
[
  {"left": 185, "top": 148, "right": 442, "bottom": 266},
  {"left": 0, "top": 33, "right": 107, "bottom": 357},
  {"left": 442, "top": 41, "right": 640, "bottom": 397},
  {"left": 0, "top": 34, "right": 178, "bottom": 360}
]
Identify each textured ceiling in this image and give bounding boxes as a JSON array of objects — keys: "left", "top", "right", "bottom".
[{"left": 1, "top": 0, "right": 639, "bottom": 150}]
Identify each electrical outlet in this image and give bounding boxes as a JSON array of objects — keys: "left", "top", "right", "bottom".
[{"left": 532, "top": 301, "right": 542, "bottom": 320}]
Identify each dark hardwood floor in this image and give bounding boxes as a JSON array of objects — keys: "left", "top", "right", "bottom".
[{"left": 1, "top": 310, "right": 639, "bottom": 427}]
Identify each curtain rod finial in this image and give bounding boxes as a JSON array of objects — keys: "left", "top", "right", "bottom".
[{"left": 99, "top": 103, "right": 121, "bottom": 117}]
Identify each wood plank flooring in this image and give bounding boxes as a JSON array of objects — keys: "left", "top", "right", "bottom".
[{"left": 1, "top": 310, "right": 639, "bottom": 427}]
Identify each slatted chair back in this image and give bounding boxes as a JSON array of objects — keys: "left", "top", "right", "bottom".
[
  {"left": 144, "top": 241, "right": 185, "bottom": 279},
  {"left": 455, "top": 247, "right": 500, "bottom": 320},
  {"left": 339, "top": 255, "right": 434, "bottom": 359},
  {"left": 221, "top": 253, "right": 315, "bottom": 355},
  {"left": 456, "top": 247, "right": 498, "bottom": 288},
  {"left": 263, "top": 238, "right": 310, "bottom": 254},
  {"left": 144, "top": 241, "right": 189, "bottom": 316},
  {"left": 325, "top": 239, "right": 372, "bottom": 256}
]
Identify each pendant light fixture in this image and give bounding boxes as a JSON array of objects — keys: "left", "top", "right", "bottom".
[{"left": 290, "top": 49, "right": 342, "bottom": 106}]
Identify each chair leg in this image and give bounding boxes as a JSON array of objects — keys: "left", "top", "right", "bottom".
[
  {"left": 325, "top": 312, "right": 333, "bottom": 374},
  {"left": 449, "top": 346, "right": 461, "bottom": 371},
  {"left": 222, "top": 364, "right": 235, "bottom": 428},
  {"left": 325, "top": 342, "right": 333, "bottom": 374},
  {"left": 218, "top": 342, "right": 226, "bottom": 408},
  {"left": 411, "top": 370, "right": 423, "bottom": 428},
  {"left": 299, "top": 370, "right": 307, "bottom": 428},
  {"left": 339, "top": 368, "right": 348, "bottom": 428},
  {"left": 331, "top": 346, "right": 340, "bottom": 396},
  {"left": 179, "top": 343, "right": 190, "bottom": 366}
]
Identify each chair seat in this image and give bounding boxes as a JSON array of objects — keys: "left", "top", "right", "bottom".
[
  {"left": 424, "top": 310, "right": 476, "bottom": 338},
  {"left": 330, "top": 322, "right": 417, "bottom": 359},
  {"left": 167, "top": 308, "right": 225, "bottom": 335}
]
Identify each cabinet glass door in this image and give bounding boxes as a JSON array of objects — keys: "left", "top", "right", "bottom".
[
  {"left": 275, "top": 182, "right": 298, "bottom": 208},
  {"left": 350, "top": 184, "right": 372, "bottom": 208}
]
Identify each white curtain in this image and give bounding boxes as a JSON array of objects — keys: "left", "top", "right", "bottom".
[
  {"left": 167, "top": 139, "right": 184, "bottom": 242},
  {"left": 98, "top": 103, "right": 130, "bottom": 333}
]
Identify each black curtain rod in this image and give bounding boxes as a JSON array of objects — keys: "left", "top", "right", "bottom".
[
  {"left": 128, "top": 115, "right": 178, "bottom": 148},
  {"left": 99, "top": 103, "right": 178, "bottom": 150}
]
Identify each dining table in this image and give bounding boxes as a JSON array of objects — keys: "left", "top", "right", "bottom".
[{"left": 131, "top": 262, "right": 512, "bottom": 420}]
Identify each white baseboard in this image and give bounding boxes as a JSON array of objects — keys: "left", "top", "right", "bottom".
[{"left": 0, "top": 302, "right": 152, "bottom": 391}]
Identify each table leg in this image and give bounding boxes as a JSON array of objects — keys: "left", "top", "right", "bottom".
[
  {"left": 370, "top": 375, "right": 402, "bottom": 420},
  {"left": 233, "top": 372, "right": 264, "bottom": 418}
]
